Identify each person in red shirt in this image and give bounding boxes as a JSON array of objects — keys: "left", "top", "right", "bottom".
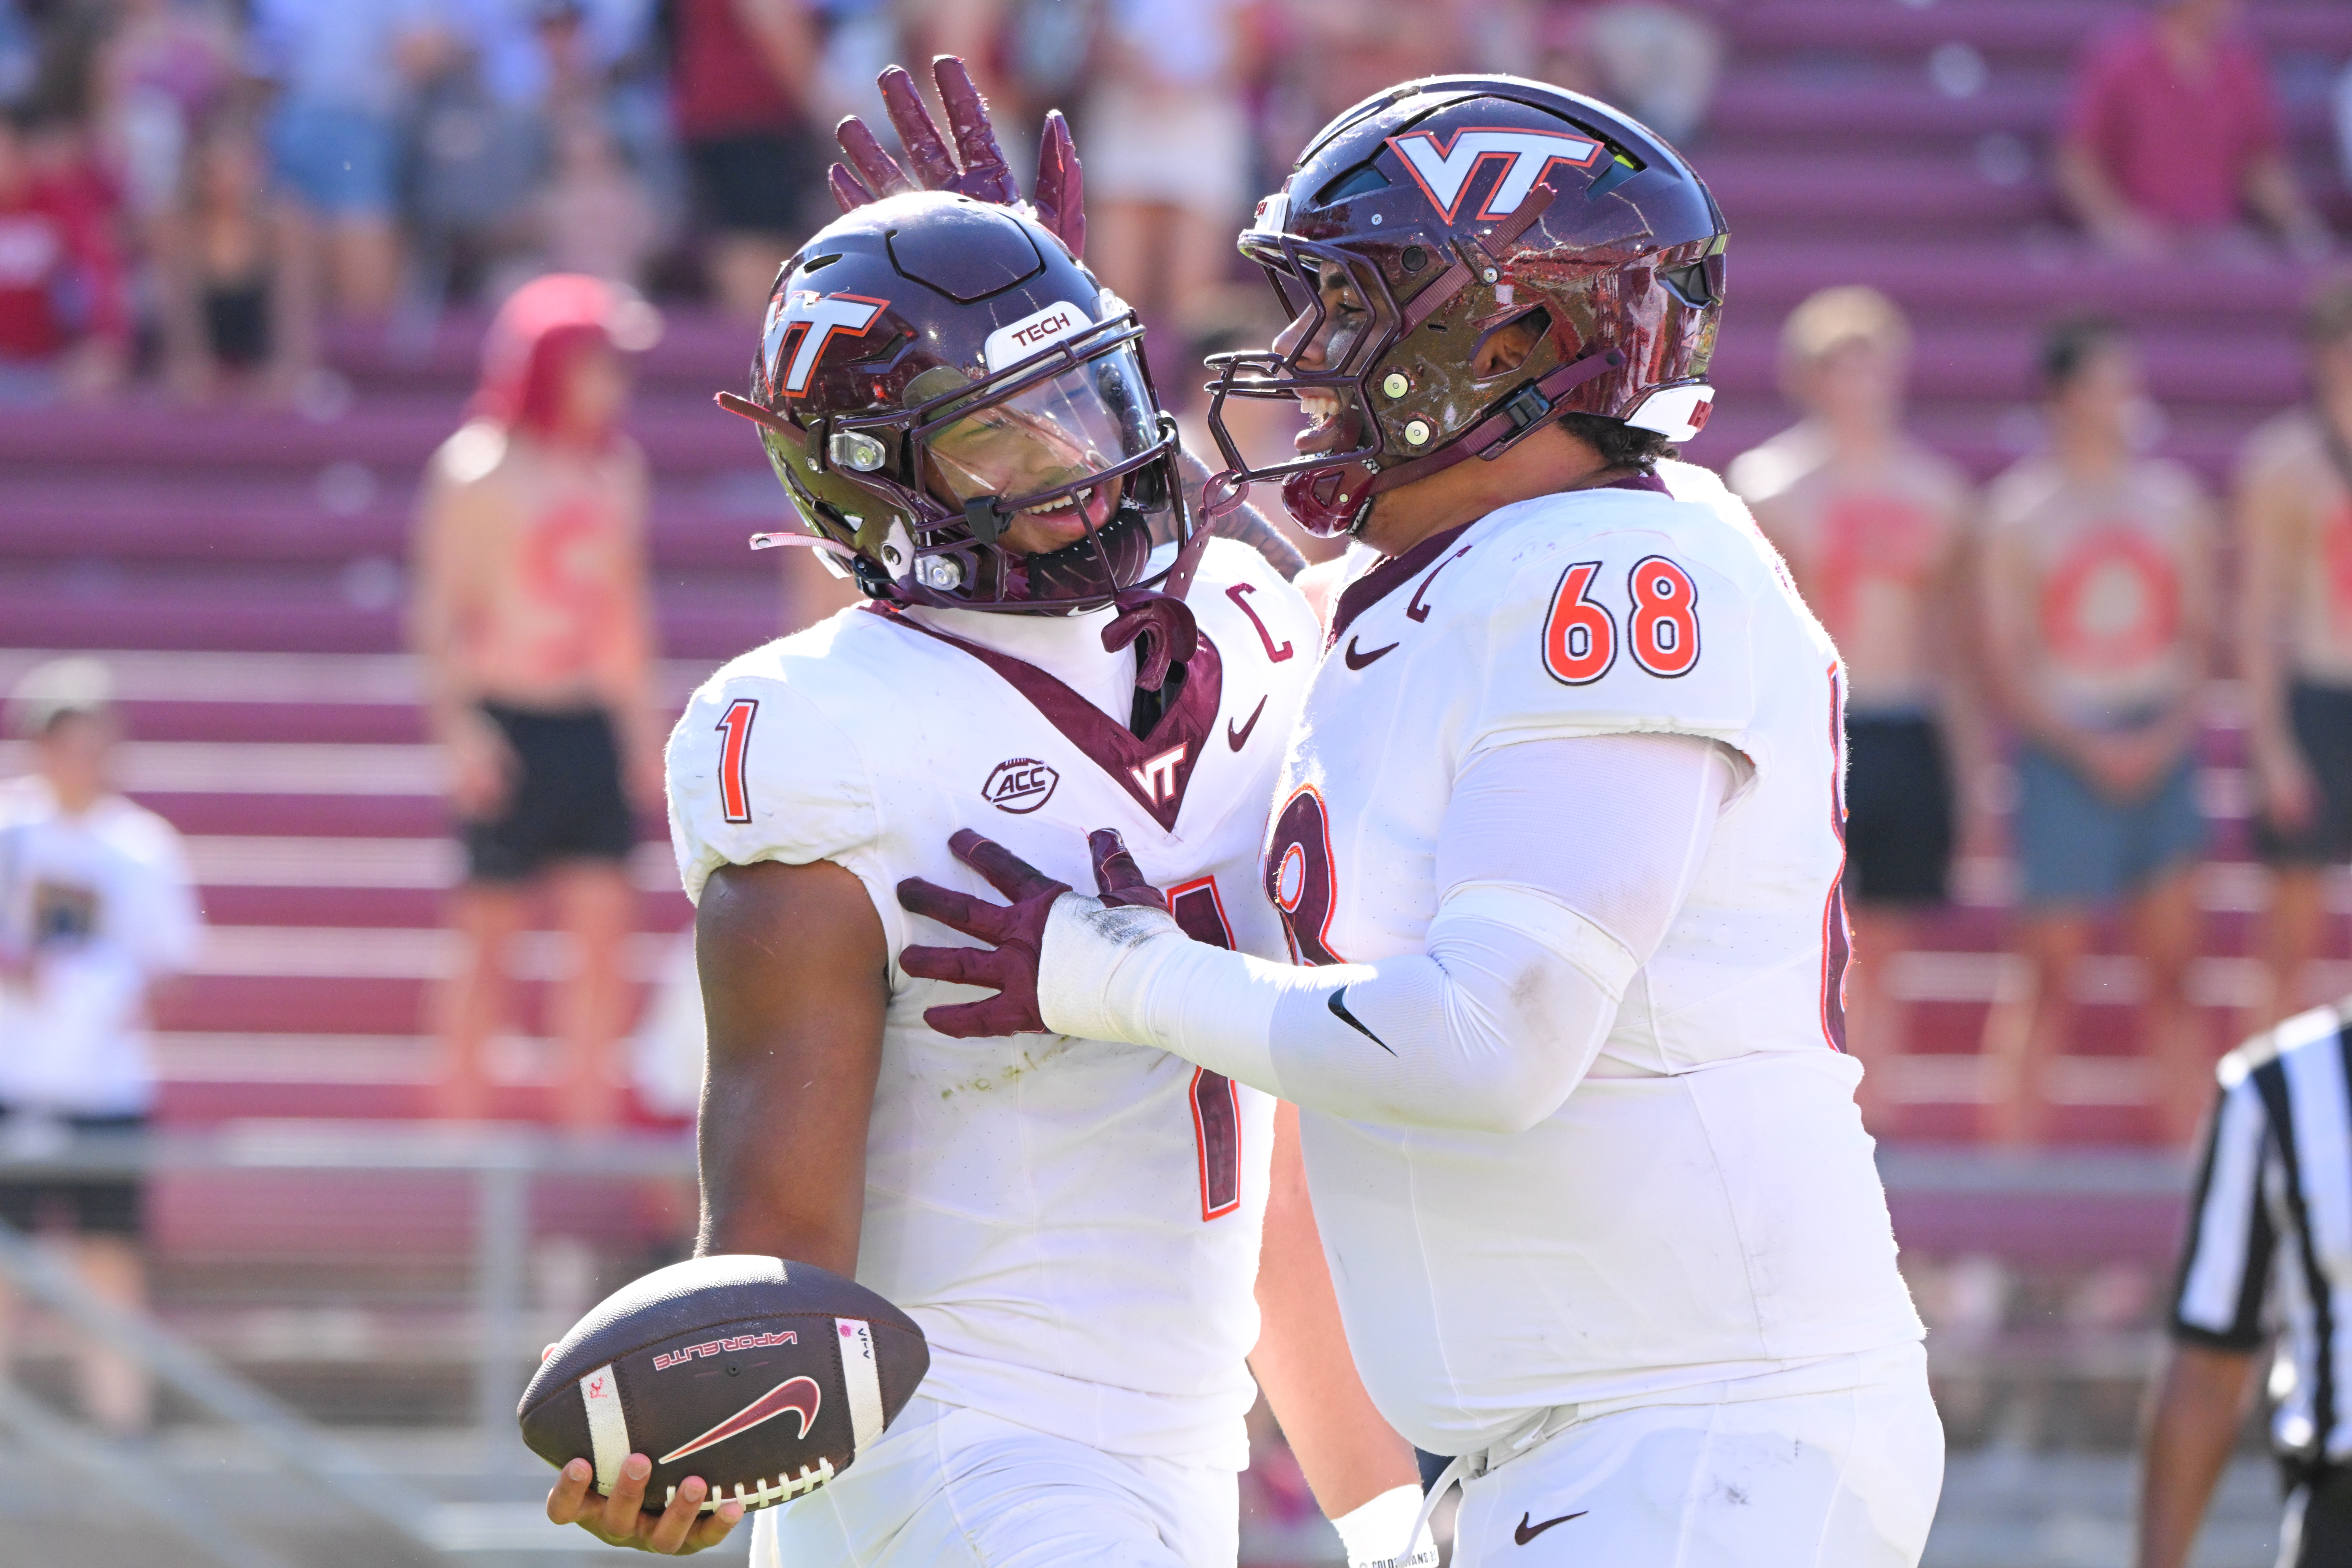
[
  {"left": 2056, "top": 0, "right": 2331, "bottom": 260},
  {"left": 409, "top": 276, "right": 663, "bottom": 1129},
  {"left": 1977, "top": 319, "right": 2216, "bottom": 1146},
  {"left": 667, "top": 0, "right": 821, "bottom": 318},
  {"left": 0, "top": 109, "right": 127, "bottom": 401},
  {"left": 1729, "top": 287, "right": 1981, "bottom": 1132}
]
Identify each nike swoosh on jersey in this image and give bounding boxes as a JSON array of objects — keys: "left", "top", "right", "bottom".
[
  {"left": 1344, "top": 637, "right": 1399, "bottom": 669},
  {"left": 658, "top": 1375, "right": 822, "bottom": 1464},
  {"left": 1327, "top": 988, "right": 1394, "bottom": 1054},
  {"left": 1227, "top": 695, "right": 1267, "bottom": 751},
  {"left": 1514, "top": 1511, "right": 1587, "bottom": 1546}
]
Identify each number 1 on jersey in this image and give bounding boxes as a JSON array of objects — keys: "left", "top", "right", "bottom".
[
  {"left": 716, "top": 698, "right": 758, "bottom": 823},
  {"left": 1170, "top": 877, "right": 1243, "bottom": 1221}
]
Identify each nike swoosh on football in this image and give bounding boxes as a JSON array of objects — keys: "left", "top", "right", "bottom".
[
  {"left": 658, "top": 1375, "right": 822, "bottom": 1464},
  {"left": 1344, "top": 637, "right": 1398, "bottom": 670},
  {"left": 1227, "top": 695, "right": 1267, "bottom": 752},
  {"left": 1514, "top": 1510, "right": 1587, "bottom": 1546}
]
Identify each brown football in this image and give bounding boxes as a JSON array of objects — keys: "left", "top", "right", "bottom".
[{"left": 517, "top": 1255, "right": 927, "bottom": 1513}]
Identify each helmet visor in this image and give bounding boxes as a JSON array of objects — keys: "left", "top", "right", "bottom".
[{"left": 921, "top": 344, "right": 1162, "bottom": 533}]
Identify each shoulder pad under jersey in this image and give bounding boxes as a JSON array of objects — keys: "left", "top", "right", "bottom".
[
  {"left": 665, "top": 631, "right": 882, "bottom": 905},
  {"left": 1467, "top": 478, "right": 1774, "bottom": 762}
]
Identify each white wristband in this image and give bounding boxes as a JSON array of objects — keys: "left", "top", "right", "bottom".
[
  {"left": 1033, "top": 892, "right": 1186, "bottom": 1044},
  {"left": 1331, "top": 1483, "right": 1439, "bottom": 1568},
  {"left": 1036, "top": 891, "right": 1319, "bottom": 1094}
]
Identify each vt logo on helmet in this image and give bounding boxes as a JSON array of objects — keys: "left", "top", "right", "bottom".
[
  {"left": 1386, "top": 126, "right": 1605, "bottom": 222},
  {"left": 720, "top": 192, "right": 1201, "bottom": 613},
  {"left": 1206, "top": 76, "right": 1729, "bottom": 537},
  {"left": 764, "top": 292, "right": 888, "bottom": 397}
]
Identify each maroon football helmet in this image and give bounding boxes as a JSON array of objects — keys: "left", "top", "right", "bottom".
[
  {"left": 721, "top": 191, "right": 1201, "bottom": 613},
  {"left": 1205, "top": 76, "right": 1729, "bottom": 536}
]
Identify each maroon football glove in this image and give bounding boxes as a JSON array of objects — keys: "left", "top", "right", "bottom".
[
  {"left": 897, "top": 829, "right": 1166, "bottom": 1038},
  {"left": 898, "top": 830, "right": 1067, "bottom": 1038},
  {"left": 830, "top": 56, "right": 1086, "bottom": 258},
  {"left": 1086, "top": 829, "right": 1167, "bottom": 911}
]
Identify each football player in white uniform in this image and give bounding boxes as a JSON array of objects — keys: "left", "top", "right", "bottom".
[
  {"left": 546, "top": 64, "right": 1430, "bottom": 1566},
  {"left": 898, "top": 77, "right": 1944, "bottom": 1567}
]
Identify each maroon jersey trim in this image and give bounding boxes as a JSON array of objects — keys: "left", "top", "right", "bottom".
[
  {"left": 868, "top": 606, "right": 1226, "bottom": 831},
  {"left": 1327, "top": 523, "right": 1475, "bottom": 649},
  {"left": 1324, "top": 472, "right": 1671, "bottom": 650}
]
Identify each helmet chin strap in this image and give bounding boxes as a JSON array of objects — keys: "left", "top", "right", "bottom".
[{"left": 1309, "top": 343, "right": 1631, "bottom": 534}]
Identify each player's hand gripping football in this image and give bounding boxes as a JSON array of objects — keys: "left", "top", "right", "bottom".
[
  {"left": 543, "top": 1453, "right": 744, "bottom": 1554},
  {"left": 898, "top": 829, "right": 1173, "bottom": 1038},
  {"left": 828, "top": 55, "right": 1084, "bottom": 257}
]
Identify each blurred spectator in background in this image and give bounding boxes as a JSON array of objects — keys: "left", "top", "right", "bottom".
[
  {"left": 91, "top": 0, "right": 241, "bottom": 243},
  {"left": 409, "top": 276, "right": 661, "bottom": 1129},
  {"left": 0, "top": 3, "right": 35, "bottom": 116},
  {"left": 4, "top": 0, "right": 107, "bottom": 128},
  {"left": 405, "top": 2, "right": 558, "bottom": 310},
  {"left": 249, "top": 0, "right": 449, "bottom": 318},
  {"left": 2237, "top": 283, "right": 2352, "bottom": 1030},
  {"left": 2338, "top": 55, "right": 2352, "bottom": 197},
  {"left": 0, "top": 658, "right": 200, "bottom": 1436},
  {"left": 1977, "top": 318, "right": 2212, "bottom": 1145},
  {"left": 411, "top": 0, "right": 661, "bottom": 306},
  {"left": 537, "top": 101, "right": 659, "bottom": 285},
  {"left": 1729, "top": 286, "right": 1978, "bottom": 1129},
  {"left": 805, "top": 0, "right": 896, "bottom": 132},
  {"left": 2056, "top": 0, "right": 2331, "bottom": 262},
  {"left": 1262, "top": 0, "right": 1479, "bottom": 170},
  {"left": 0, "top": 104, "right": 127, "bottom": 401},
  {"left": 1082, "top": 0, "right": 1248, "bottom": 343},
  {"left": 154, "top": 112, "right": 315, "bottom": 402},
  {"left": 1534, "top": 1, "right": 1724, "bottom": 146},
  {"left": 668, "top": 0, "right": 822, "bottom": 317}
]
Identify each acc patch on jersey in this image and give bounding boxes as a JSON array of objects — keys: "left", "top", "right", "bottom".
[{"left": 982, "top": 756, "right": 1060, "bottom": 813}]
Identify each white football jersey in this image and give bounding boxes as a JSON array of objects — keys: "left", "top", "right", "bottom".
[
  {"left": 668, "top": 540, "right": 1318, "bottom": 1468},
  {"left": 1268, "top": 463, "right": 1924, "bottom": 1455}
]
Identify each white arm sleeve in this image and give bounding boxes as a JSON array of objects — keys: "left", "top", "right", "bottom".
[{"left": 1037, "top": 732, "right": 1735, "bottom": 1133}]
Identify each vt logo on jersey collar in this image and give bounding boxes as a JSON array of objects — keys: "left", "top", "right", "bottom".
[
  {"left": 1387, "top": 127, "right": 1604, "bottom": 223},
  {"left": 878, "top": 607, "right": 1227, "bottom": 832},
  {"left": 764, "top": 291, "right": 889, "bottom": 397}
]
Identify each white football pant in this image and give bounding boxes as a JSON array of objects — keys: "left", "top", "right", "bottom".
[
  {"left": 1446, "top": 1342, "right": 1944, "bottom": 1568},
  {"left": 751, "top": 1396, "right": 1238, "bottom": 1568}
]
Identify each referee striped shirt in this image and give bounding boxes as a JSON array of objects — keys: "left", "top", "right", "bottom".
[{"left": 2170, "top": 1000, "right": 2352, "bottom": 1467}]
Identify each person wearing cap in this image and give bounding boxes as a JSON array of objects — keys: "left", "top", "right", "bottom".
[
  {"left": 409, "top": 274, "right": 662, "bottom": 1129},
  {"left": 0, "top": 657, "right": 200, "bottom": 1435}
]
